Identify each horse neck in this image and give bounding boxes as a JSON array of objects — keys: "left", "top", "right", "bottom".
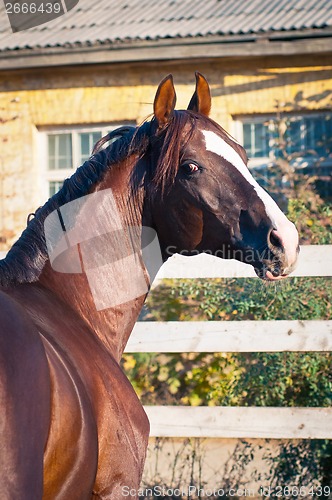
[{"left": 39, "top": 156, "right": 150, "bottom": 362}]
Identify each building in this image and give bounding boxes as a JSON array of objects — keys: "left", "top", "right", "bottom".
[{"left": 0, "top": 0, "right": 331, "bottom": 247}]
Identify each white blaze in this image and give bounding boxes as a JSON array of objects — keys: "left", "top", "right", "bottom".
[{"left": 202, "top": 130, "right": 299, "bottom": 269}]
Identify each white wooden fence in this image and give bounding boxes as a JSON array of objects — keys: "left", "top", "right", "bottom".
[{"left": 125, "top": 245, "right": 332, "bottom": 440}]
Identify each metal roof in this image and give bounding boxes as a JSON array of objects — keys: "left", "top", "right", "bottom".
[{"left": 0, "top": 0, "right": 332, "bottom": 52}]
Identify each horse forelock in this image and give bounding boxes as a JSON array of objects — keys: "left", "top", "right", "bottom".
[{"left": 148, "top": 110, "right": 197, "bottom": 196}]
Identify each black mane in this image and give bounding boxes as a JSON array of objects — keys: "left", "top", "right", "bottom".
[{"left": 0, "top": 123, "right": 151, "bottom": 287}]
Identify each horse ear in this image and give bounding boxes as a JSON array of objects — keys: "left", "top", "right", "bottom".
[
  {"left": 154, "top": 74, "right": 177, "bottom": 127},
  {"left": 187, "top": 72, "right": 211, "bottom": 116}
]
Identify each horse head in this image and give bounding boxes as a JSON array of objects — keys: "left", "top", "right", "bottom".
[{"left": 146, "top": 73, "right": 299, "bottom": 281}]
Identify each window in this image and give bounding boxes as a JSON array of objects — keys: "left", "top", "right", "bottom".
[
  {"left": 47, "top": 131, "right": 103, "bottom": 172},
  {"left": 285, "top": 115, "right": 332, "bottom": 158},
  {"left": 48, "top": 133, "right": 73, "bottom": 170},
  {"left": 235, "top": 113, "right": 332, "bottom": 168},
  {"left": 46, "top": 129, "right": 104, "bottom": 197},
  {"left": 39, "top": 125, "right": 128, "bottom": 200},
  {"left": 243, "top": 122, "right": 270, "bottom": 159}
]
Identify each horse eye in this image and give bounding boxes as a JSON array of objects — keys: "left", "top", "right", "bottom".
[{"left": 181, "top": 162, "right": 200, "bottom": 174}]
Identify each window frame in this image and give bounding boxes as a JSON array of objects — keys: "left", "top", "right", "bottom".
[{"left": 233, "top": 111, "right": 332, "bottom": 169}]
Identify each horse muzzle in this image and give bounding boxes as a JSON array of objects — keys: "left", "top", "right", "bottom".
[{"left": 257, "top": 226, "right": 300, "bottom": 281}]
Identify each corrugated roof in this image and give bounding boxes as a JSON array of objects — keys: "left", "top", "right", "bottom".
[{"left": 0, "top": 0, "right": 332, "bottom": 51}]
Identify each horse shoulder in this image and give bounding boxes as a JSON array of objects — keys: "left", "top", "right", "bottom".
[{"left": 41, "top": 332, "right": 98, "bottom": 500}]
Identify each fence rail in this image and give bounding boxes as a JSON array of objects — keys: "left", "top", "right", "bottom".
[
  {"left": 127, "top": 320, "right": 332, "bottom": 353},
  {"left": 126, "top": 245, "right": 332, "bottom": 439},
  {"left": 144, "top": 407, "right": 332, "bottom": 439}
]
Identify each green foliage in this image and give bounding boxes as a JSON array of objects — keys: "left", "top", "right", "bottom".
[
  {"left": 124, "top": 276, "right": 331, "bottom": 409},
  {"left": 215, "top": 352, "right": 331, "bottom": 408},
  {"left": 123, "top": 351, "right": 241, "bottom": 406},
  {"left": 288, "top": 199, "right": 332, "bottom": 245},
  {"left": 167, "top": 276, "right": 331, "bottom": 322}
]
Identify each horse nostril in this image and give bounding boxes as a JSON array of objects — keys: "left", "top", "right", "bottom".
[{"left": 269, "top": 229, "right": 284, "bottom": 251}]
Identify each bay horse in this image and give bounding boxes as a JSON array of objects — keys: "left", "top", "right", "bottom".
[{"left": 0, "top": 73, "right": 299, "bottom": 499}]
